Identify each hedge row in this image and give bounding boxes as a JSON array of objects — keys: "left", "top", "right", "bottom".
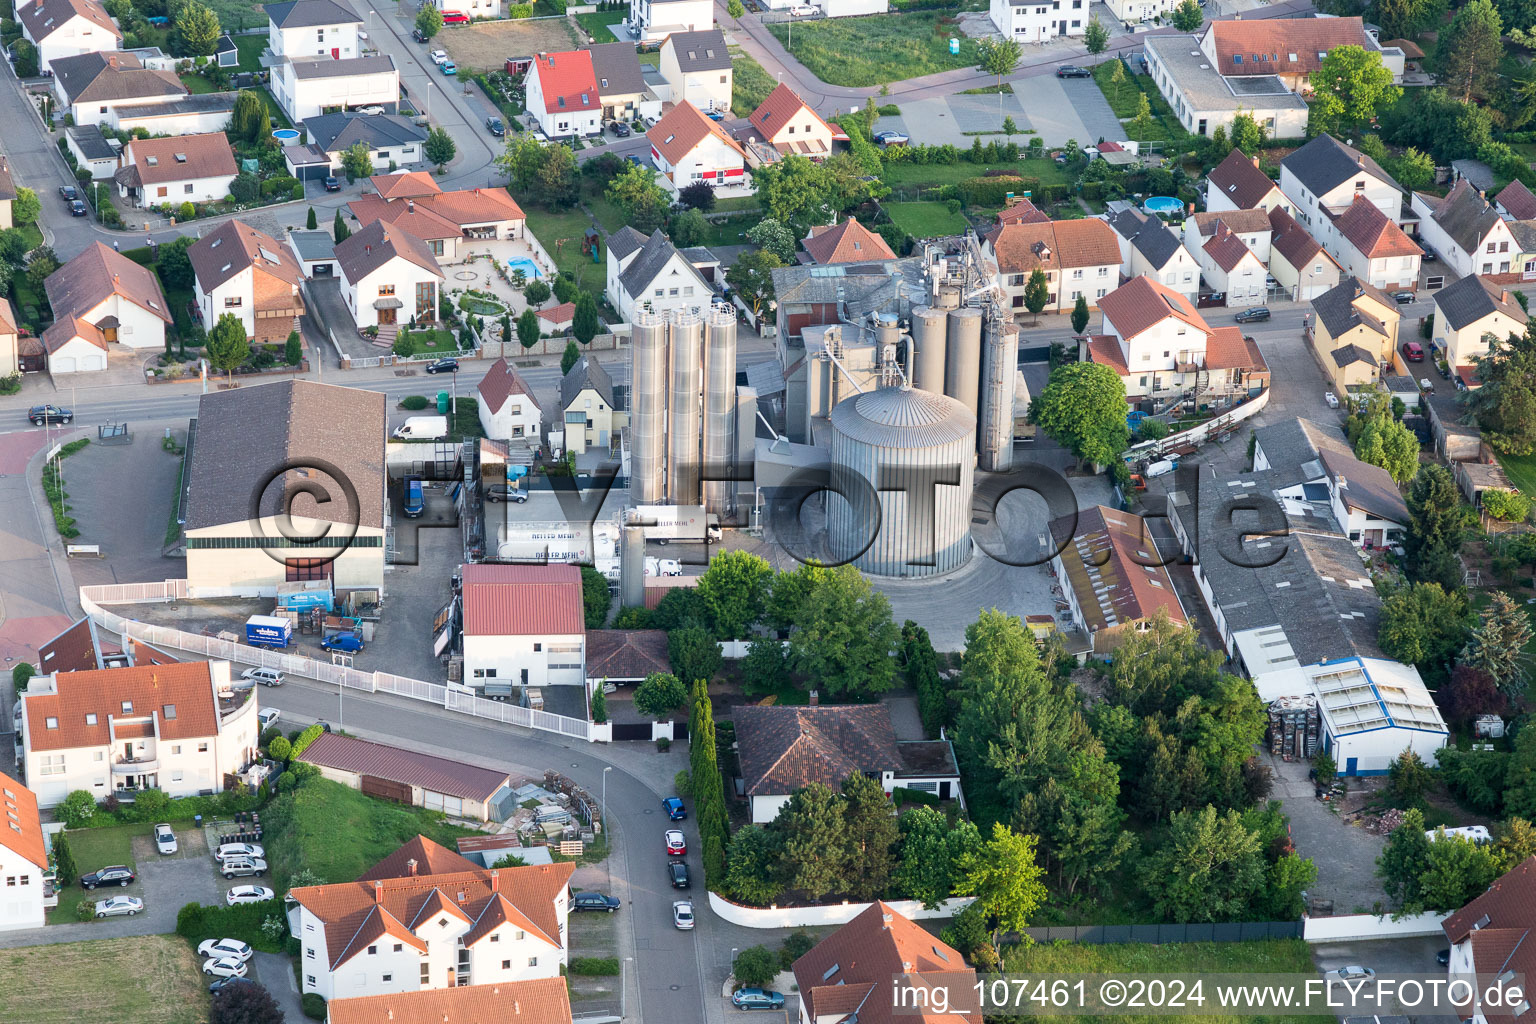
[
  {"left": 176, "top": 900, "right": 288, "bottom": 953},
  {"left": 291, "top": 723, "right": 325, "bottom": 759}
]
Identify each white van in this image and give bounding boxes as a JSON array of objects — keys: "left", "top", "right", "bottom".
[
  {"left": 392, "top": 415, "right": 449, "bottom": 440},
  {"left": 1146, "top": 458, "right": 1177, "bottom": 479},
  {"left": 1426, "top": 825, "right": 1492, "bottom": 844},
  {"left": 241, "top": 667, "right": 285, "bottom": 687}
]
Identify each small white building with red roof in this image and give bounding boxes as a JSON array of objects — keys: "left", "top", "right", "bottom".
[
  {"left": 477, "top": 357, "right": 542, "bottom": 442},
  {"left": 0, "top": 773, "right": 47, "bottom": 931},
  {"left": 1086, "top": 274, "right": 1215, "bottom": 399},
  {"left": 646, "top": 101, "right": 745, "bottom": 189},
  {"left": 744, "top": 83, "right": 836, "bottom": 164},
  {"left": 460, "top": 564, "right": 586, "bottom": 694},
  {"left": 523, "top": 50, "right": 601, "bottom": 140}
]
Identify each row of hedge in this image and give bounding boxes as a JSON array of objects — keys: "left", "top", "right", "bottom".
[
  {"left": 290, "top": 722, "right": 326, "bottom": 759},
  {"left": 56, "top": 783, "right": 265, "bottom": 830},
  {"left": 176, "top": 900, "right": 289, "bottom": 953}
]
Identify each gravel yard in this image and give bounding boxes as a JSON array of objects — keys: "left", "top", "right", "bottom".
[{"left": 439, "top": 20, "right": 581, "bottom": 73}]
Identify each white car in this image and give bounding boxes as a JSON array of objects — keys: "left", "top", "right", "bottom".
[
  {"left": 1334, "top": 966, "right": 1375, "bottom": 981},
  {"left": 788, "top": 4, "right": 816, "bottom": 14},
  {"left": 672, "top": 899, "right": 694, "bottom": 930},
  {"left": 94, "top": 895, "right": 143, "bottom": 918},
  {"left": 154, "top": 823, "right": 177, "bottom": 855},
  {"left": 214, "top": 843, "right": 265, "bottom": 862},
  {"left": 226, "top": 885, "right": 276, "bottom": 906},
  {"left": 431, "top": 49, "right": 448, "bottom": 64},
  {"left": 198, "top": 938, "right": 254, "bottom": 962},
  {"left": 257, "top": 708, "right": 281, "bottom": 730},
  {"left": 202, "top": 956, "right": 249, "bottom": 978},
  {"left": 356, "top": 105, "right": 385, "bottom": 116}
]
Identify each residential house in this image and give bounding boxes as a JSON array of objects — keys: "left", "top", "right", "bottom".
[
  {"left": 0, "top": 774, "right": 46, "bottom": 931},
  {"left": 733, "top": 704, "right": 961, "bottom": 823},
  {"left": 586, "top": 42, "right": 646, "bottom": 124},
  {"left": 981, "top": 217, "right": 1122, "bottom": 315},
  {"left": 114, "top": 132, "right": 237, "bottom": 210},
  {"left": 1431, "top": 273, "right": 1528, "bottom": 384},
  {"left": 1143, "top": 34, "right": 1309, "bottom": 140},
  {"left": 327, "top": 980, "right": 573, "bottom": 1024},
  {"left": 1105, "top": 0, "right": 1175, "bottom": 26},
  {"left": 273, "top": 54, "right": 399, "bottom": 124},
  {"left": 335, "top": 220, "right": 445, "bottom": 329},
  {"left": 1198, "top": 17, "right": 1402, "bottom": 94},
  {"left": 988, "top": 0, "right": 1088, "bottom": 42},
  {"left": 1085, "top": 273, "right": 1213, "bottom": 400},
  {"left": 1048, "top": 504, "right": 1186, "bottom": 654},
  {"left": 40, "top": 314, "right": 110, "bottom": 375},
  {"left": 584, "top": 630, "right": 669, "bottom": 688},
  {"left": 183, "top": 380, "right": 386, "bottom": 596},
  {"left": 791, "top": 902, "right": 979, "bottom": 1024},
  {"left": 801, "top": 218, "right": 895, "bottom": 266},
  {"left": 20, "top": 0, "right": 119, "bottom": 74},
  {"left": 65, "top": 124, "right": 118, "bottom": 180},
  {"left": 286, "top": 834, "right": 575, "bottom": 1001},
  {"left": 189, "top": 220, "right": 306, "bottom": 344},
  {"left": 19, "top": 659, "right": 259, "bottom": 807},
  {"left": 50, "top": 51, "right": 189, "bottom": 131},
  {"left": 646, "top": 101, "right": 746, "bottom": 189},
  {"left": 477, "top": 357, "right": 542, "bottom": 442},
  {"left": 1185, "top": 208, "right": 1273, "bottom": 265},
  {"left": 460, "top": 564, "right": 585, "bottom": 694},
  {"left": 1307, "top": 276, "right": 1401, "bottom": 395},
  {"left": 656, "top": 29, "right": 730, "bottom": 112},
  {"left": 605, "top": 227, "right": 714, "bottom": 323},
  {"left": 996, "top": 197, "right": 1050, "bottom": 225},
  {"left": 298, "top": 733, "right": 511, "bottom": 821},
  {"left": 1204, "top": 324, "right": 1271, "bottom": 397},
  {"left": 1412, "top": 179, "right": 1520, "bottom": 278},
  {"left": 302, "top": 111, "right": 427, "bottom": 171},
  {"left": 1280, "top": 133, "right": 1405, "bottom": 236},
  {"left": 558, "top": 356, "right": 619, "bottom": 455},
  {"left": 1325, "top": 196, "right": 1421, "bottom": 292},
  {"left": 1253, "top": 416, "right": 1408, "bottom": 548},
  {"left": 745, "top": 83, "right": 835, "bottom": 163},
  {"left": 43, "top": 241, "right": 171, "bottom": 352},
  {"left": 1205, "top": 149, "right": 1290, "bottom": 214},
  {"left": 1496, "top": 179, "right": 1536, "bottom": 222},
  {"left": 524, "top": 50, "right": 601, "bottom": 139},
  {"left": 266, "top": 0, "right": 363, "bottom": 60},
  {"left": 1108, "top": 208, "right": 1200, "bottom": 302},
  {"left": 1268, "top": 205, "right": 1341, "bottom": 301},
  {"left": 0, "top": 297, "right": 19, "bottom": 377},
  {"left": 626, "top": 0, "right": 712, "bottom": 44},
  {"left": 350, "top": 172, "right": 525, "bottom": 262},
  {"left": 1193, "top": 223, "right": 1268, "bottom": 307},
  {"left": 1441, "top": 856, "right": 1536, "bottom": 1016}
]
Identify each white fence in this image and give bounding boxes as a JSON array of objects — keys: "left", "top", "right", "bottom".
[
  {"left": 707, "top": 891, "right": 976, "bottom": 929},
  {"left": 1301, "top": 912, "right": 1445, "bottom": 942},
  {"left": 78, "top": 583, "right": 609, "bottom": 743}
]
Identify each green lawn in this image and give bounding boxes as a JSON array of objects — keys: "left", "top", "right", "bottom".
[
  {"left": 0, "top": 936, "right": 209, "bottom": 1024},
  {"left": 67, "top": 823, "right": 147, "bottom": 874},
  {"left": 396, "top": 327, "right": 463, "bottom": 356},
  {"left": 1498, "top": 452, "right": 1536, "bottom": 498},
  {"left": 233, "top": 33, "right": 266, "bottom": 71},
  {"left": 520, "top": 202, "right": 606, "bottom": 298},
  {"left": 882, "top": 155, "right": 1076, "bottom": 192},
  {"left": 884, "top": 201, "right": 969, "bottom": 238},
  {"left": 1089, "top": 59, "right": 1190, "bottom": 144},
  {"left": 585, "top": 192, "right": 627, "bottom": 234},
  {"left": 766, "top": 11, "right": 980, "bottom": 87},
  {"left": 573, "top": 9, "right": 623, "bottom": 42},
  {"left": 179, "top": 74, "right": 217, "bottom": 94},
  {"left": 256, "top": 87, "right": 293, "bottom": 130},
  {"left": 730, "top": 48, "right": 776, "bottom": 115}
]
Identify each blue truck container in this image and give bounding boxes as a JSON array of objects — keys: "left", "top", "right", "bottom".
[
  {"left": 404, "top": 476, "right": 424, "bottom": 518},
  {"left": 245, "top": 615, "right": 292, "bottom": 648},
  {"left": 279, "top": 590, "right": 333, "bottom": 612}
]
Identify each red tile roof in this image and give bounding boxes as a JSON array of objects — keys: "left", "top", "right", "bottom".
[
  {"left": 371, "top": 171, "right": 442, "bottom": 200},
  {"left": 327, "top": 979, "right": 573, "bottom": 1024},
  {"left": 803, "top": 218, "right": 895, "bottom": 265},
  {"left": 44, "top": 242, "right": 172, "bottom": 324},
  {"left": 1085, "top": 334, "right": 1128, "bottom": 375},
  {"left": 747, "top": 82, "right": 832, "bottom": 147},
  {"left": 1203, "top": 224, "right": 1261, "bottom": 273},
  {"left": 535, "top": 301, "right": 576, "bottom": 325},
  {"left": 531, "top": 50, "right": 599, "bottom": 115},
  {"left": 0, "top": 772, "right": 46, "bottom": 871},
  {"left": 37, "top": 618, "right": 99, "bottom": 675},
  {"left": 349, "top": 194, "right": 462, "bottom": 241},
  {"left": 361, "top": 835, "right": 482, "bottom": 882},
  {"left": 1268, "top": 205, "right": 1334, "bottom": 270},
  {"left": 1208, "top": 149, "right": 1282, "bottom": 210},
  {"left": 478, "top": 357, "right": 541, "bottom": 415},
  {"left": 23, "top": 661, "right": 220, "bottom": 752},
  {"left": 299, "top": 732, "right": 511, "bottom": 802},
  {"left": 1498, "top": 179, "right": 1536, "bottom": 221},
  {"left": 733, "top": 704, "right": 902, "bottom": 797},
  {"left": 1204, "top": 326, "right": 1268, "bottom": 371},
  {"left": 1444, "top": 856, "right": 1536, "bottom": 943},
  {"left": 461, "top": 564, "right": 584, "bottom": 637},
  {"left": 122, "top": 132, "right": 235, "bottom": 186},
  {"left": 1098, "top": 274, "right": 1211, "bottom": 343},
  {"left": 996, "top": 198, "right": 1049, "bottom": 225},
  {"left": 1204, "top": 16, "right": 1369, "bottom": 76},
  {"left": 984, "top": 218, "right": 1121, "bottom": 273},
  {"left": 585, "top": 629, "right": 670, "bottom": 681},
  {"left": 1188, "top": 208, "right": 1272, "bottom": 237},
  {"left": 41, "top": 313, "right": 107, "bottom": 355},
  {"left": 647, "top": 101, "right": 744, "bottom": 168},
  {"left": 1330, "top": 195, "right": 1422, "bottom": 260},
  {"left": 1049, "top": 505, "right": 1187, "bottom": 632}
]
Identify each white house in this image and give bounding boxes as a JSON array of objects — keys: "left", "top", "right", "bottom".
[
  {"left": 1104, "top": 0, "right": 1173, "bottom": 25},
  {"left": 51, "top": 51, "right": 186, "bottom": 128},
  {"left": 981, "top": 217, "right": 1123, "bottom": 315},
  {"left": 1280, "top": 133, "right": 1404, "bottom": 234},
  {"left": 524, "top": 50, "right": 601, "bottom": 139},
  {"left": 1194, "top": 223, "right": 1267, "bottom": 307},
  {"left": 1086, "top": 273, "right": 1213, "bottom": 399},
  {"left": 1253, "top": 416, "right": 1409, "bottom": 549},
  {"left": 656, "top": 30, "right": 730, "bottom": 112},
  {"left": 286, "top": 835, "right": 575, "bottom": 1002},
  {"left": 1432, "top": 273, "right": 1529, "bottom": 380},
  {"left": 66, "top": 124, "right": 118, "bottom": 180},
  {"left": 20, "top": 0, "right": 119, "bottom": 74},
  {"left": 605, "top": 227, "right": 714, "bottom": 323},
  {"left": 19, "top": 660, "right": 259, "bottom": 807},
  {"left": 40, "top": 314, "right": 110, "bottom": 375},
  {"left": 189, "top": 220, "right": 306, "bottom": 344},
  {"left": 273, "top": 54, "right": 398, "bottom": 124},
  {"left": 1143, "top": 34, "right": 1309, "bottom": 141},
  {"left": 0, "top": 775, "right": 47, "bottom": 932},
  {"left": 1441, "top": 858, "right": 1536, "bottom": 1023},
  {"left": 460, "top": 564, "right": 586, "bottom": 695},
  {"left": 1184, "top": 208, "right": 1272, "bottom": 265},
  {"left": 1324, "top": 196, "right": 1422, "bottom": 293},
  {"left": 350, "top": 172, "right": 526, "bottom": 263},
  {"left": 627, "top": 0, "right": 711, "bottom": 44},
  {"left": 266, "top": 0, "right": 363, "bottom": 61},
  {"left": 745, "top": 83, "right": 835, "bottom": 162},
  {"left": 1206, "top": 149, "right": 1290, "bottom": 214},
  {"left": 114, "top": 132, "right": 237, "bottom": 210},
  {"left": 558, "top": 355, "right": 620, "bottom": 455},
  {"left": 43, "top": 241, "right": 171, "bottom": 352},
  {"left": 303, "top": 112, "right": 427, "bottom": 171},
  {"left": 646, "top": 101, "right": 746, "bottom": 188},
  {"left": 477, "top": 358, "right": 542, "bottom": 442},
  {"left": 989, "top": 0, "right": 1087, "bottom": 42},
  {"left": 1198, "top": 16, "right": 1403, "bottom": 93},
  {"left": 1411, "top": 179, "right": 1520, "bottom": 278},
  {"left": 1268, "top": 205, "right": 1342, "bottom": 302},
  {"left": 335, "top": 220, "right": 444, "bottom": 329},
  {"left": 1108, "top": 209, "right": 1200, "bottom": 301}
]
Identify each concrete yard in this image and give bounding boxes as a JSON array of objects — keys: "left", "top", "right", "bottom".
[{"left": 1268, "top": 754, "right": 1389, "bottom": 913}]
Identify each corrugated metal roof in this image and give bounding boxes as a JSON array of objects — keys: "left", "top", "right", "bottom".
[
  {"left": 300, "top": 732, "right": 510, "bottom": 801},
  {"left": 744, "top": 360, "right": 786, "bottom": 396},
  {"left": 829, "top": 386, "right": 974, "bottom": 448},
  {"left": 461, "top": 564, "right": 584, "bottom": 637}
]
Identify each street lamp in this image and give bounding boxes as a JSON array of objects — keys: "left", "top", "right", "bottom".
[
  {"left": 620, "top": 956, "right": 634, "bottom": 1019},
  {"left": 601, "top": 766, "right": 612, "bottom": 834}
]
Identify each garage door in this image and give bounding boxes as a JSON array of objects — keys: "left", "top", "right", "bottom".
[
  {"left": 360, "top": 775, "right": 411, "bottom": 804},
  {"left": 53, "top": 356, "right": 75, "bottom": 373},
  {"left": 423, "top": 791, "right": 463, "bottom": 816},
  {"left": 81, "top": 354, "right": 105, "bottom": 371}
]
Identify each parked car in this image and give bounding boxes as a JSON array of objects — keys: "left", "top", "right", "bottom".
[
  {"left": 155, "top": 824, "right": 177, "bottom": 855},
  {"left": 81, "top": 866, "right": 135, "bottom": 889},
  {"left": 258, "top": 707, "right": 281, "bottom": 730},
  {"left": 442, "top": 10, "right": 468, "bottom": 22},
  {"left": 1233, "top": 306, "right": 1270, "bottom": 323},
  {"left": 241, "top": 667, "right": 285, "bottom": 687},
  {"left": 221, "top": 856, "right": 268, "bottom": 879},
  {"left": 69, "top": 199, "right": 87, "bottom": 216},
  {"left": 1438, "top": 948, "right": 1452, "bottom": 966},
  {"left": 441, "top": 60, "right": 457, "bottom": 75},
  {"left": 226, "top": 885, "right": 276, "bottom": 906},
  {"left": 673, "top": 899, "right": 694, "bottom": 929},
  {"left": 208, "top": 977, "right": 253, "bottom": 995},
  {"left": 787, "top": 3, "right": 816, "bottom": 13},
  {"left": 198, "top": 938, "right": 254, "bottom": 962},
  {"left": 1422, "top": 250, "right": 1438, "bottom": 262},
  {"left": 1197, "top": 291, "right": 1226, "bottom": 308},
  {"left": 1334, "top": 967, "right": 1375, "bottom": 981},
  {"left": 412, "top": 26, "right": 428, "bottom": 41},
  {"left": 486, "top": 116, "right": 505, "bottom": 136},
  {"left": 425, "top": 357, "right": 459, "bottom": 374},
  {"left": 321, "top": 632, "right": 364, "bottom": 653},
  {"left": 663, "top": 796, "right": 686, "bottom": 820},
  {"left": 29, "top": 405, "right": 73, "bottom": 425},
  {"left": 203, "top": 957, "right": 249, "bottom": 978},
  {"left": 704, "top": 109, "right": 725, "bottom": 121},
  {"left": 214, "top": 843, "right": 264, "bottom": 862},
  {"left": 1402, "top": 341, "right": 1426, "bottom": 362},
  {"left": 484, "top": 485, "right": 528, "bottom": 503},
  {"left": 665, "top": 829, "right": 686, "bottom": 855},
  {"left": 572, "top": 891, "right": 621, "bottom": 912},
  {"left": 94, "top": 896, "right": 143, "bottom": 918},
  {"left": 611, "top": 121, "right": 631, "bottom": 137},
  {"left": 323, "top": 176, "right": 341, "bottom": 192},
  {"left": 1392, "top": 290, "right": 1415, "bottom": 304},
  {"left": 732, "top": 989, "right": 786, "bottom": 1010},
  {"left": 873, "top": 130, "right": 909, "bottom": 146},
  {"left": 431, "top": 49, "right": 449, "bottom": 64},
  {"left": 668, "top": 860, "right": 690, "bottom": 888},
  {"left": 1056, "top": 65, "right": 1091, "bottom": 78},
  {"left": 58, "top": 185, "right": 77, "bottom": 201}
]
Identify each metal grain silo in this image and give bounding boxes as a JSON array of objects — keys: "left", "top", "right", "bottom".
[
  {"left": 978, "top": 317, "right": 1020, "bottom": 472},
  {"left": 910, "top": 306, "right": 948, "bottom": 394},
  {"left": 666, "top": 310, "right": 703, "bottom": 506},
  {"left": 703, "top": 305, "right": 738, "bottom": 516},
  {"left": 631, "top": 310, "right": 666, "bottom": 504},
  {"left": 620, "top": 511, "right": 646, "bottom": 608},
  {"left": 828, "top": 386, "right": 976, "bottom": 578},
  {"left": 935, "top": 285, "right": 961, "bottom": 311},
  {"left": 944, "top": 306, "right": 983, "bottom": 418}
]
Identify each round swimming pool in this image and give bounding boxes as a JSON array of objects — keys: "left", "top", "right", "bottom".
[
  {"left": 271, "top": 129, "right": 301, "bottom": 142},
  {"left": 1144, "top": 195, "right": 1183, "bottom": 216}
]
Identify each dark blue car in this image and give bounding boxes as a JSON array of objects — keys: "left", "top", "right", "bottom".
[
  {"left": 663, "top": 797, "right": 686, "bottom": 820},
  {"left": 321, "top": 632, "right": 364, "bottom": 654}
]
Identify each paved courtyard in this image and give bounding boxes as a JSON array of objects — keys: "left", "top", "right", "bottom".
[{"left": 880, "top": 75, "right": 1126, "bottom": 148}]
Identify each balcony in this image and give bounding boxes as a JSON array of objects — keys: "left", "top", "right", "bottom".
[{"left": 112, "top": 756, "right": 161, "bottom": 775}]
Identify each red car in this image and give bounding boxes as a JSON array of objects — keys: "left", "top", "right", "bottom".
[
  {"left": 441, "top": 10, "right": 469, "bottom": 22},
  {"left": 665, "top": 829, "right": 686, "bottom": 855}
]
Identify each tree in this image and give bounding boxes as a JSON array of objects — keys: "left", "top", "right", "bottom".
[
  {"left": 1444, "top": 665, "right": 1507, "bottom": 724},
  {"left": 698, "top": 549, "right": 773, "bottom": 639},
  {"left": 12, "top": 663, "right": 35, "bottom": 693},
  {"left": 902, "top": 620, "right": 949, "bottom": 738},
  {"left": 1379, "top": 582, "right": 1470, "bottom": 668},
  {"left": 285, "top": 329, "right": 303, "bottom": 366},
  {"left": 728, "top": 0, "right": 745, "bottom": 16},
  {"left": 500, "top": 313, "right": 513, "bottom": 346},
  {"left": 333, "top": 209, "right": 350, "bottom": 243},
  {"left": 516, "top": 307, "right": 540, "bottom": 349},
  {"left": 57, "top": 790, "right": 97, "bottom": 829},
  {"left": 210, "top": 974, "right": 285, "bottom": 1024},
  {"left": 572, "top": 292, "right": 601, "bottom": 346},
  {"left": 424, "top": 127, "right": 456, "bottom": 172},
  {"left": 1263, "top": 852, "right": 1318, "bottom": 919},
  {"left": 523, "top": 278, "right": 552, "bottom": 305},
  {"left": 669, "top": 625, "right": 723, "bottom": 684},
  {"left": 499, "top": 137, "right": 546, "bottom": 193},
  {"left": 1392, "top": 147, "right": 1435, "bottom": 192},
  {"left": 51, "top": 829, "right": 78, "bottom": 887},
  {"left": 1462, "top": 591, "right": 1534, "bottom": 698},
  {"left": 677, "top": 180, "right": 717, "bottom": 212},
  {"left": 11, "top": 187, "right": 38, "bottom": 228},
  {"left": 1353, "top": 417, "right": 1420, "bottom": 483},
  {"left": 1130, "top": 92, "right": 1155, "bottom": 145},
  {"left": 25, "top": 248, "right": 58, "bottom": 292},
  {"left": 176, "top": 1, "right": 221, "bottom": 56},
  {"left": 1023, "top": 268, "right": 1050, "bottom": 323},
  {"left": 746, "top": 218, "right": 797, "bottom": 263},
  {"left": 1171, "top": 0, "right": 1203, "bottom": 30},
  {"left": 772, "top": 782, "right": 851, "bottom": 896},
  {"left": 953, "top": 824, "right": 1047, "bottom": 946},
  {"left": 268, "top": 735, "right": 292, "bottom": 762},
  {"left": 491, "top": 852, "right": 528, "bottom": 868},
  {"left": 1468, "top": 323, "right": 1536, "bottom": 455},
  {"left": 1420, "top": 832, "right": 1502, "bottom": 912},
  {"left": 1308, "top": 45, "right": 1401, "bottom": 136},
  {"left": 842, "top": 772, "right": 899, "bottom": 900},
  {"left": 1439, "top": 0, "right": 1504, "bottom": 104},
  {"left": 724, "top": 824, "right": 784, "bottom": 904},
  {"left": 1230, "top": 109, "right": 1266, "bottom": 155},
  {"left": 895, "top": 806, "right": 983, "bottom": 908},
  {"left": 975, "top": 37, "right": 1022, "bottom": 118},
  {"left": 580, "top": 565, "right": 611, "bottom": 629},
  {"left": 732, "top": 946, "right": 781, "bottom": 989},
  {"left": 1381, "top": 88, "right": 1492, "bottom": 164},
  {"left": 1139, "top": 806, "right": 1267, "bottom": 923},
  {"left": 1374, "top": 0, "right": 1447, "bottom": 38},
  {"left": 536, "top": 145, "right": 581, "bottom": 210},
  {"left": 785, "top": 564, "right": 901, "bottom": 699},
  {"left": 11, "top": 40, "right": 36, "bottom": 79},
  {"left": 1483, "top": 488, "right": 1533, "bottom": 522},
  {"left": 1405, "top": 464, "right": 1472, "bottom": 579},
  {"left": 231, "top": 90, "right": 266, "bottom": 144},
  {"left": 741, "top": 637, "right": 792, "bottom": 696},
  {"left": 605, "top": 163, "right": 671, "bottom": 233},
  {"left": 590, "top": 685, "right": 607, "bottom": 724},
  {"left": 670, "top": 207, "right": 708, "bottom": 247},
  {"left": 306, "top": 206, "right": 318, "bottom": 230},
  {"left": 1387, "top": 749, "right": 1433, "bottom": 806},
  {"left": 1070, "top": 294, "right": 1090, "bottom": 336},
  {"left": 1108, "top": 59, "right": 1127, "bottom": 106},
  {"left": 1496, "top": 818, "right": 1536, "bottom": 871},
  {"left": 560, "top": 340, "right": 582, "bottom": 376},
  {"left": 1084, "top": 15, "right": 1109, "bottom": 53},
  {"left": 1030, "top": 361, "right": 1130, "bottom": 468},
  {"left": 415, "top": 3, "right": 444, "bottom": 38},
  {"left": 340, "top": 141, "right": 374, "bottom": 183},
  {"left": 750, "top": 154, "right": 835, "bottom": 236},
  {"left": 725, "top": 249, "right": 784, "bottom": 320},
  {"left": 1379, "top": 808, "right": 1433, "bottom": 912},
  {"left": 206, "top": 312, "right": 250, "bottom": 380},
  {"left": 634, "top": 671, "right": 688, "bottom": 717}
]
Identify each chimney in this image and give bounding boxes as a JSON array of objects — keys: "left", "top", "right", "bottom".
[
  {"left": 1251, "top": 154, "right": 1259, "bottom": 168},
  {"left": 387, "top": 1012, "right": 393, "bottom": 1021},
  {"left": 491, "top": 871, "right": 500, "bottom": 893},
  {"left": 407, "top": 858, "right": 418, "bottom": 876},
  {"left": 374, "top": 880, "right": 383, "bottom": 904},
  {"left": 365, "top": 244, "right": 371, "bottom": 254},
  {"left": 407, "top": 199, "right": 415, "bottom": 212},
  {"left": 882, "top": 911, "right": 893, "bottom": 928}
]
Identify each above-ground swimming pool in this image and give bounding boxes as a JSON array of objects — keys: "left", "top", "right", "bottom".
[
  {"left": 507, "top": 258, "right": 543, "bottom": 280},
  {"left": 1144, "top": 196, "right": 1183, "bottom": 216},
  {"left": 271, "top": 129, "right": 301, "bottom": 142}
]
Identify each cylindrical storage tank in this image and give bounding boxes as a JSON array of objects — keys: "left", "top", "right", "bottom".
[
  {"left": 910, "top": 306, "right": 948, "bottom": 394},
  {"left": 944, "top": 306, "right": 983, "bottom": 418},
  {"left": 703, "top": 305, "right": 738, "bottom": 516},
  {"left": 666, "top": 310, "right": 703, "bottom": 505},
  {"left": 631, "top": 310, "right": 666, "bottom": 504},
  {"left": 978, "top": 317, "right": 1020, "bottom": 472},
  {"left": 620, "top": 515, "right": 646, "bottom": 608},
  {"left": 935, "top": 285, "right": 961, "bottom": 311},
  {"left": 828, "top": 386, "right": 976, "bottom": 578}
]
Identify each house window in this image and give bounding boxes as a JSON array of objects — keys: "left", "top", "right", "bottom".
[
  {"left": 534, "top": 643, "right": 542, "bottom": 652},
  {"left": 1355, "top": 180, "right": 1365, "bottom": 189},
  {"left": 163, "top": 704, "right": 176, "bottom": 720},
  {"left": 515, "top": 930, "right": 526, "bottom": 940},
  {"left": 157, "top": 187, "right": 168, "bottom": 198},
  {"left": 394, "top": 944, "right": 403, "bottom": 952},
  {"left": 502, "top": 960, "right": 512, "bottom": 969},
  {"left": 1484, "top": 263, "right": 1494, "bottom": 274},
  {"left": 490, "top": 934, "right": 500, "bottom": 943},
  {"left": 121, "top": 701, "right": 133, "bottom": 714},
  {"left": 368, "top": 946, "right": 377, "bottom": 955},
  {"left": 225, "top": 297, "right": 243, "bottom": 307},
  {"left": 198, "top": 742, "right": 208, "bottom": 753},
  {"left": 719, "top": 74, "right": 727, "bottom": 83},
  {"left": 378, "top": 284, "right": 396, "bottom": 296},
  {"left": 94, "top": 751, "right": 103, "bottom": 761},
  {"left": 172, "top": 744, "right": 181, "bottom": 755},
  {"left": 430, "top": 240, "right": 445, "bottom": 256},
  {"left": 528, "top": 958, "right": 538, "bottom": 967},
  {"left": 184, "top": 184, "right": 194, "bottom": 194},
  {"left": 382, "top": 974, "right": 392, "bottom": 983},
  {"left": 306, "top": 977, "right": 316, "bottom": 987},
  {"left": 421, "top": 965, "right": 431, "bottom": 985},
  {"left": 305, "top": 948, "right": 316, "bottom": 959},
  {"left": 1501, "top": 241, "right": 1510, "bottom": 253},
  {"left": 171, "top": 770, "right": 183, "bottom": 782},
  {"left": 1072, "top": 269, "right": 1083, "bottom": 280}
]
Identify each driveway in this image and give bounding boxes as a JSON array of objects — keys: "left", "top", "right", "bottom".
[
  {"left": 0, "top": 855, "right": 223, "bottom": 948},
  {"left": 1054, "top": 76, "right": 1127, "bottom": 144},
  {"left": 1268, "top": 754, "right": 1389, "bottom": 914},
  {"left": 250, "top": 951, "right": 306, "bottom": 1020}
]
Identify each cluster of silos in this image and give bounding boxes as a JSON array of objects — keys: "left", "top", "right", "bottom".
[{"left": 907, "top": 297, "right": 1017, "bottom": 470}]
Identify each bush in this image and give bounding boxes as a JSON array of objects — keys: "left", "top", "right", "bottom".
[
  {"left": 178, "top": 901, "right": 290, "bottom": 952},
  {"left": 889, "top": 785, "right": 940, "bottom": 806},
  {"left": 780, "top": 930, "right": 815, "bottom": 969},
  {"left": 57, "top": 790, "right": 97, "bottom": 829},
  {"left": 301, "top": 994, "right": 327, "bottom": 1021},
  {"left": 569, "top": 957, "right": 621, "bottom": 975},
  {"left": 733, "top": 946, "right": 780, "bottom": 988},
  {"left": 261, "top": 176, "right": 301, "bottom": 197},
  {"left": 958, "top": 175, "right": 1025, "bottom": 206},
  {"left": 401, "top": 394, "right": 429, "bottom": 411},
  {"left": 674, "top": 769, "right": 693, "bottom": 798},
  {"left": 76, "top": 898, "right": 96, "bottom": 922},
  {"left": 229, "top": 173, "right": 259, "bottom": 203},
  {"left": 291, "top": 723, "right": 325, "bottom": 758},
  {"left": 1483, "top": 489, "right": 1532, "bottom": 523},
  {"left": 12, "top": 661, "right": 34, "bottom": 690},
  {"left": 268, "top": 735, "right": 292, "bottom": 761}
]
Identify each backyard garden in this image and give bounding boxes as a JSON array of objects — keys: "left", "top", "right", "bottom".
[{"left": 765, "top": 10, "right": 982, "bottom": 87}]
